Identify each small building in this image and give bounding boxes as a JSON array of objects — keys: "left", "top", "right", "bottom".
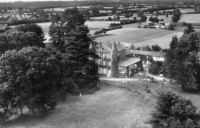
[
  {"left": 119, "top": 58, "right": 143, "bottom": 77},
  {"left": 128, "top": 49, "right": 166, "bottom": 62},
  {"left": 99, "top": 10, "right": 112, "bottom": 14}
]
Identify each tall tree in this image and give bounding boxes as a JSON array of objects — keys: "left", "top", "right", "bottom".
[
  {"left": 165, "top": 32, "right": 200, "bottom": 90},
  {"left": 49, "top": 8, "right": 99, "bottom": 90},
  {"left": 184, "top": 24, "right": 195, "bottom": 35},
  {"left": 152, "top": 45, "right": 162, "bottom": 51},
  {"left": 17, "top": 24, "right": 45, "bottom": 47},
  {"left": 172, "top": 9, "right": 181, "bottom": 23},
  {"left": 0, "top": 31, "right": 44, "bottom": 55},
  {"left": 0, "top": 47, "right": 61, "bottom": 120}
]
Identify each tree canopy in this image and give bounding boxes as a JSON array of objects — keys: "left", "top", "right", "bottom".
[
  {"left": 0, "top": 30, "right": 44, "bottom": 54},
  {"left": 49, "top": 8, "right": 99, "bottom": 91},
  {"left": 165, "top": 32, "right": 200, "bottom": 90},
  {"left": 0, "top": 47, "right": 61, "bottom": 120}
]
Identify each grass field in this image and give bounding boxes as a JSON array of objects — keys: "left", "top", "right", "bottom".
[
  {"left": 95, "top": 28, "right": 182, "bottom": 48},
  {"left": 180, "top": 14, "right": 200, "bottom": 23},
  {"left": 37, "top": 21, "right": 120, "bottom": 41},
  {"left": 2, "top": 79, "right": 200, "bottom": 128}
]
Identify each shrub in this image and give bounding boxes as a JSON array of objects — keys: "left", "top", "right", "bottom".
[
  {"left": 0, "top": 47, "right": 62, "bottom": 121},
  {"left": 168, "top": 23, "right": 176, "bottom": 30},
  {"left": 151, "top": 92, "right": 198, "bottom": 128},
  {"left": 149, "top": 61, "right": 164, "bottom": 75}
]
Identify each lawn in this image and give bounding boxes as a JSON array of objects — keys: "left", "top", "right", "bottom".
[{"left": 2, "top": 79, "right": 200, "bottom": 128}]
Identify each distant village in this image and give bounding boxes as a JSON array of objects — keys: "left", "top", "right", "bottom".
[{"left": 0, "top": 1, "right": 199, "bottom": 29}]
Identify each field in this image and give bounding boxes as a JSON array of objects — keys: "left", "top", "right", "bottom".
[
  {"left": 37, "top": 13, "right": 200, "bottom": 47},
  {"left": 180, "top": 14, "right": 200, "bottom": 23},
  {"left": 95, "top": 27, "right": 182, "bottom": 49},
  {"left": 85, "top": 21, "right": 120, "bottom": 35},
  {"left": 2, "top": 80, "right": 200, "bottom": 128},
  {"left": 37, "top": 21, "right": 120, "bottom": 42}
]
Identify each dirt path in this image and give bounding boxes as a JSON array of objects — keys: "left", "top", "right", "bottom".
[{"left": 2, "top": 86, "right": 154, "bottom": 128}]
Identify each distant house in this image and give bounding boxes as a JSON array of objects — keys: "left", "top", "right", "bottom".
[
  {"left": 99, "top": 10, "right": 112, "bottom": 14},
  {"left": 104, "top": 7, "right": 114, "bottom": 10}
]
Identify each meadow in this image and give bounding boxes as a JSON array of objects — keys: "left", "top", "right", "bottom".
[
  {"left": 180, "top": 14, "right": 200, "bottom": 23},
  {"left": 37, "top": 21, "right": 120, "bottom": 42},
  {"left": 95, "top": 27, "right": 182, "bottom": 49},
  {"left": 2, "top": 80, "right": 200, "bottom": 128},
  {"left": 38, "top": 13, "right": 200, "bottom": 48}
]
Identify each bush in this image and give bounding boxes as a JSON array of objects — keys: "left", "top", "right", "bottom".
[
  {"left": 0, "top": 47, "right": 62, "bottom": 121},
  {"left": 151, "top": 92, "right": 198, "bottom": 128},
  {"left": 168, "top": 23, "right": 176, "bottom": 30},
  {"left": 149, "top": 61, "right": 164, "bottom": 75}
]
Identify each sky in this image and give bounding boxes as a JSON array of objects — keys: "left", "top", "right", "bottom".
[{"left": 0, "top": 0, "right": 78, "bottom": 2}]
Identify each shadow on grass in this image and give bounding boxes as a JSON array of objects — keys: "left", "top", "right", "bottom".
[
  {"left": 0, "top": 86, "right": 101, "bottom": 127},
  {"left": 0, "top": 111, "right": 56, "bottom": 127}
]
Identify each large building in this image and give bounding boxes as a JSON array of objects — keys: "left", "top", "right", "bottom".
[
  {"left": 96, "top": 42, "right": 166, "bottom": 77},
  {"left": 95, "top": 42, "right": 126, "bottom": 76}
]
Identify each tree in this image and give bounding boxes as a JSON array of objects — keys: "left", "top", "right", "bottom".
[
  {"left": 149, "top": 61, "right": 164, "bottom": 75},
  {"left": 152, "top": 45, "right": 162, "bottom": 51},
  {"left": 149, "top": 17, "right": 159, "bottom": 23},
  {"left": 151, "top": 92, "right": 198, "bottom": 128},
  {"left": 137, "top": 11, "right": 147, "bottom": 22},
  {"left": 0, "top": 47, "right": 61, "bottom": 121},
  {"left": 17, "top": 24, "right": 45, "bottom": 47},
  {"left": 0, "top": 31, "right": 44, "bottom": 55},
  {"left": 172, "top": 9, "right": 181, "bottom": 22},
  {"left": 165, "top": 32, "right": 200, "bottom": 90},
  {"left": 139, "top": 45, "right": 152, "bottom": 51},
  {"left": 184, "top": 24, "right": 195, "bottom": 35},
  {"left": 168, "top": 23, "right": 175, "bottom": 30},
  {"left": 49, "top": 8, "right": 99, "bottom": 91}
]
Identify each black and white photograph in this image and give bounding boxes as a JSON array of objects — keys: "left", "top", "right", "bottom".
[{"left": 0, "top": 0, "right": 199, "bottom": 127}]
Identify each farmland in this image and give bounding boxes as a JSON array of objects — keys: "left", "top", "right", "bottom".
[{"left": 37, "top": 12, "right": 200, "bottom": 47}]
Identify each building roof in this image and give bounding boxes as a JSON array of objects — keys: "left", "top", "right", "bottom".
[
  {"left": 103, "top": 42, "right": 126, "bottom": 52},
  {"left": 129, "top": 50, "right": 166, "bottom": 57},
  {"left": 95, "top": 42, "right": 126, "bottom": 53},
  {"left": 119, "top": 58, "right": 141, "bottom": 67}
]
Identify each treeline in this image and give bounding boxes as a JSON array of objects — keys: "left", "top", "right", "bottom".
[
  {"left": 165, "top": 24, "right": 200, "bottom": 91},
  {"left": 8, "top": 18, "right": 50, "bottom": 26},
  {"left": 0, "top": 1, "right": 128, "bottom": 9},
  {"left": 0, "top": 9, "right": 99, "bottom": 122}
]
